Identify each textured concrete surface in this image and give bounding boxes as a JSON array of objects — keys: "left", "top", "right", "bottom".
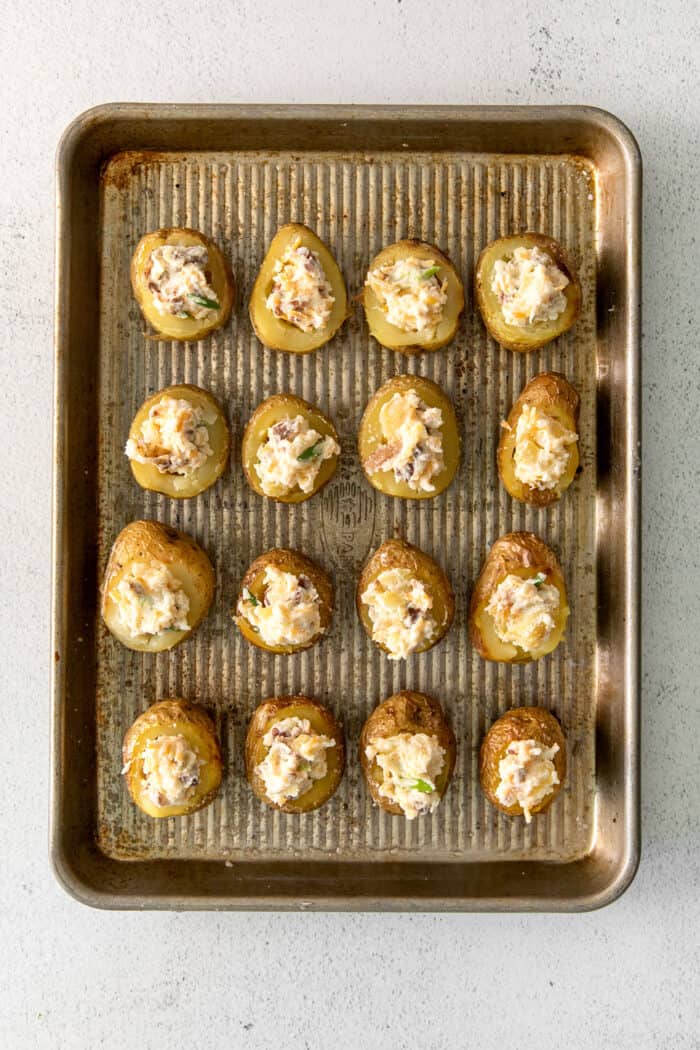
[{"left": 1, "top": 1, "right": 699, "bottom": 1047}]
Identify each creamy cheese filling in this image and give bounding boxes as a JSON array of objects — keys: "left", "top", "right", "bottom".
[
  {"left": 360, "top": 567, "right": 437, "bottom": 660},
  {"left": 491, "top": 246, "right": 569, "bottom": 327},
  {"left": 364, "top": 389, "right": 444, "bottom": 492},
  {"left": 114, "top": 563, "right": 190, "bottom": 637},
  {"left": 256, "top": 716, "right": 335, "bottom": 805},
  {"left": 366, "top": 256, "right": 448, "bottom": 333},
  {"left": 125, "top": 396, "right": 213, "bottom": 475},
  {"left": 146, "top": 244, "right": 220, "bottom": 320},
  {"left": 365, "top": 732, "right": 446, "bottom": 819},
  {"left": 136, "top": 734, "right": 204, "bottom": 809},
  {"left": 495, "top": 738, "right": 560, "bottom": 823},
  {"left": 254, "top": 415, "right": 339, "bottom": 496},
  {"left": 266, "top": 242, "right": 334, "bottom": 332},
  {"left": 510, "top": 404, "right": 578, "bottom": 491},
  {"left": 485, "top": 573, "right": 560, "bottom": 652},
  {"left": 238, "top": 565, "right": 322, "bottom": 647}
]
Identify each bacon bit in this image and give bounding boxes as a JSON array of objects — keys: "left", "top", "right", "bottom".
[{"left": 364, "top": 441, "right": 401, "bottom": 473}]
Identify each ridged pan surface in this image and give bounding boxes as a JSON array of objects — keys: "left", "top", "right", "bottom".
[{"left": 96, "top": 148, "right": 597, "bottom": 864}]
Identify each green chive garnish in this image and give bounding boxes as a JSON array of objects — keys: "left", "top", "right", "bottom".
[
  {"left": 422, "top": 265, "right": 440, "bottom": 279},
  {"left": 190, "top": 294, "right": 220, "bottom": 310},
  {"left": 244, "top": 589, "right": 259, "bottom": 606},
  {"left": 298, "top": 439, "right": 323, "bottom": 462},
  {"left": 532, "top": 572, "right": 547, "bottom": 588},
  {"left": 412, "top": 779, "right": 434, "bottom": 793},
  {"left": 178, "top": 311, "right": 191, "bottom": 319}
]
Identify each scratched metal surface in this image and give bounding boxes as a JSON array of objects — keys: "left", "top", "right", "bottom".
[{"left": 95, "top": 147, "right": 597, "bottom": 864}]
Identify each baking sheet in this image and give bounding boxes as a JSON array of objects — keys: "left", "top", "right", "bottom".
[{"left": 52, "top": 106, "right": 640, "bottom": 909}]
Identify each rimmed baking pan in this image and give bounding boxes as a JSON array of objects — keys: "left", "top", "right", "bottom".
[{"left": 52, "top": 104, "right": 640, "bottom": 910}]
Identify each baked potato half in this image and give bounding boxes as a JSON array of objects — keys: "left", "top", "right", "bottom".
[
  {"left": 101, "top": 520, "right": 215, "bottom": 652},
  {"left": 126, "top": 383, "right": 230, "bottom": 499},
  {"left": 245, "top": 695, "right": 345, "bottom": 813},
  {"left": 357, "top": 539, "right": 454, "bottom": 659},
  {"left": 122, "top": 699, "right": 222, "bottom": 818},
  {"left": 475, "top": 233, "right": 581, "bottom": 351},
  {"left": 361, "top": 240, "right": 464, "bottom": 352},
  {"left": 479, "top": 706, "right": 567, "bottom": 821},
  {"left": 469, "top": 532, "right": 569, "bottom": 663},
  {"left": 241, "top": 393, "right": 340, "bottom": 503},
  {"left": 358, "top": 374, "right": 460, "bottom": 499},
  {"left": 361, "top": 238, "right": 465, "bottom": 352},
  {"left": 360, "top": 691, "right": 456, "bottom": 817},
  {"left": 130, "top": 227, "right": 234, "bottom": 341},
  {"left": 249, "top": 223, "right": 348, "bottom": 353},
  {"left": 497, "top": 371, "right": 580, "bottom": 506},
  {"left": 234, "top": 548, "right": 334, "bottom": 654}
]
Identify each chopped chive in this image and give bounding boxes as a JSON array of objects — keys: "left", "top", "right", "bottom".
[
  {"left": 244, "top": 589, "right": 259, "bottom": 606},
  {"left": 412, "top": 779, "right": 434, "bottom": 793},
  {"left": 178, "top": 311, "right": 191, "bottom": 319},
  {"left": 532, "top": 572, "right": 547, "bottom": 588},
  {"left": 298, "top": 439, "right": 323, "bottom": 462},
  {"left": 189, "top": 294, "right": 220, "bottom": 310},
  {"left": 422, "top": 265, "right": 440, "bottom": 279}
]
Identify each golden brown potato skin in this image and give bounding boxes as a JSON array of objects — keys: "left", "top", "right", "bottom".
[
  {"left": 234, "top": 548, "right": 334, "bottom": 654},
  {"left": 475, "top": 233, "right": 581, "bottom": 351},
  {"left": 469, "top": 532, "right": 569, "bottom": 663},
  {"left": 127, "top": 383, "right": 230, "bottom": 499},
  {"left": 130, "top": 228, "right": 234, "bottom": 341},
  {"left": 101, "top": 520, "right": 215, "bottom": 652},
  {"left": 356, "top": 539, "right": 454, "bottom": 656},
  {"left": 359, "top": 691, "right": 456, "bottom": 815},
  {"left": 362, "top": 239, "right": 464, "bottom": 353},
  {"left": 241, "top": 393, "right": 340, "bottom": 503},
  {"left": 249, "top": 223, "right": 348, "bottom": 353},
  {"left": 122, "top": 699, "right": 223, "bottom": 818},
  {"left": 497, "top": 371, "right": 580, "bottom": 506},
  {"left": 358, "top": 374, "right": 460, "bottom": 500},
  {"left": 245, "top": 696, "right": 345, "bottom": 813},
  {"left": 479, "top": 707, "right": 567, "bottom": 819}
]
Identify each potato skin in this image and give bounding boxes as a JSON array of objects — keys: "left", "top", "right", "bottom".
[
  {"left": 479, "top": 707, "right": 567, "bottom": 818},
  {"left": 122, "top": 699, "right": 223, "bottom": 818},
  {"left": 475, "top": 233, "right": 581, "bottom": 351},
  {"left": 359, "top": 691, "right": 456, "bottom": 815},
  {"left": 497, "top": 371, "right": 580, "bottom": 507},
  {"left": 362, "top": 240, "right": 464, "bottom": 353},
  {"left": 356, "top": 539, "right": 454, "bottom": 656},
  {"left": 234, "top": 548, "right": 334, "bottom": 654},
  {"left": 469, "top": 532, "right": 569, "bottom": 663},
  {"left": 101, "top": 520, "right": 215, "bottom": 652},
  {"left": 130, "top": 228, "right": 234, "bottom": 341},
  {"left": 127, "top": 383, "right": 230, "bottom": 499},
  {"left": 241, "top": 393, "right": 340, "bottom": 503},
  {"left": 245, "top": 696, "right": 345, "bottom": 813},
  {"left": 358, "top": 374, "right": 460, "bottom": 500},
  {"left": 249, "top": 223, "right": 348, "bottom": 353}
]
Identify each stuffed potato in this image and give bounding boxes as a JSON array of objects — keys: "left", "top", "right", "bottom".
[
  {"left": 360, "top": 691, "right": 455, "bottom": 818},
  {"left": 122, "top": 699, "right": 223, "bottom": 818},
  {"left": 479, "top": 706, "right": 567, "bottom": 822},
  {"left": 469, "top": 532, "right": 569, "bottom": 663},
  {"left": 101, "top": 520, "right": 215, "bottom": 652},
  {"left": 475, "top": 233, "right": 581, "bottom": 351},
  {"left": 125, "top": 383, "right": 230, "bottom": 498},
  {"left": 130, "top": 227, "right": 234, "bottom": 341},
  {"left": 234, "top": 548, "right": 334, "bottom": 654},
  {"left": 498, "top": 371, "right": 580, "bottom": 506},
  {"left": 361, "top": 240, "right": 464, "bottom": 352},
  {"left": 245, "top": 695, "right": 345, "bottom": 813},
  {"left": 357, "top": 539, "right": 454, "bottom": 659},
  {"left": 241, "top": 393, "right": 340, "bottom": 503},
  {"left": 249, "top": 224, "right": 348, "bottom": 353},
  {"left": 358, "top": 374, "right": 459, "bottom": 499}
]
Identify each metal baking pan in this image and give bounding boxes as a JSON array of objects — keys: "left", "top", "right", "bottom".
[{"left": 52, "top": 104, "right": 640, "bottom": 910}]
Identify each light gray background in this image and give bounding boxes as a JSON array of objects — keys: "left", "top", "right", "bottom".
[{"left": 1, "top": 1, "right": 698, "bottom": 1047}]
